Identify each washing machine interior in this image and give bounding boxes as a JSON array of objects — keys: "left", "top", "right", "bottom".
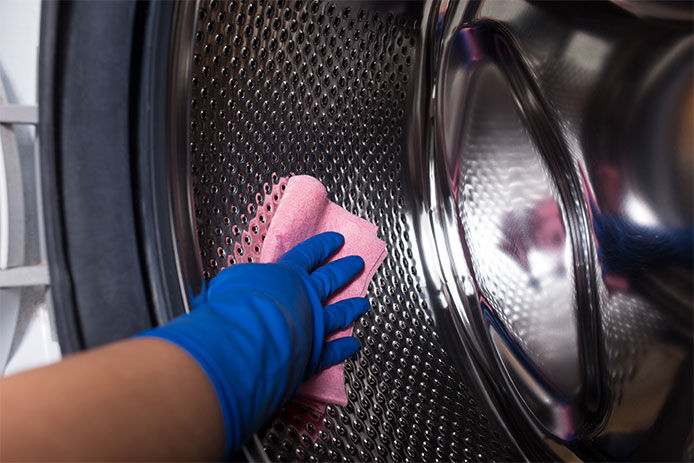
[{"left": 39, "top": 0, "right": 693, "bottom": 461}]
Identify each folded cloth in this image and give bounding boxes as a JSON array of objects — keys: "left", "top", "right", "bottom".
[{"left": 259, "top": 175, "right": 387, "bottom": 406}]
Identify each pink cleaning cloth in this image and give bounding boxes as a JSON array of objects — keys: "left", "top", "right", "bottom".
[{"left": 259, "top": 175, "right": 387, "bottom": 406}]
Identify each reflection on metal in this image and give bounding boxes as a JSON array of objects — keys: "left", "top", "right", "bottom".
[
  {"left": 167, "top": 0, "right": 205, "bottom": 314},
  {"left": 423, "top": 0, "right": 693, "bottom": 460},
  {"left": 433, "top": 18, "right": 604, "bottom": 442}
]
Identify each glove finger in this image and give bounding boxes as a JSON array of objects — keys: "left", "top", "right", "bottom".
[
  {"left": 324, "top": 297, "right": 370, "bottom": 334},
  {"left": 277, "top": 232, "right": 344, "bottom": 272},
  {"left": 316, "top": 337, "right": 360, "bottom": 372},
  {"left": 310, "top": 255, "right": 364, "bottom": 301}
]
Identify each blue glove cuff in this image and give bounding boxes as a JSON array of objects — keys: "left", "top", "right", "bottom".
[{"left": 137, "top": 316, "right": 240, "bottom": 458}]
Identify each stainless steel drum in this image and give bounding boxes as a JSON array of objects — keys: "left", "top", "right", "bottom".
[{"left": 188, "top": 0, "right": 693, "bottom": 460}]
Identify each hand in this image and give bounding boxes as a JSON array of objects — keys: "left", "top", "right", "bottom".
[{"left": 138, "top": 232, "right": 369, "bottom": 456}]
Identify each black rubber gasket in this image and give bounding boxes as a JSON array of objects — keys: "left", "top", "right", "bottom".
[{"left": 38, "top": 0, "right": 186, "bottom": 351}]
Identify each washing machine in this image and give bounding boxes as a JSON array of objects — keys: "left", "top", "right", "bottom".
[{"left": 2, "top": 0, "right": 690, "bottom": 460}]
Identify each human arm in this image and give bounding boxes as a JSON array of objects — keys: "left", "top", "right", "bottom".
[
  {"left": 0, "top": 232, "right": 368, "bottom": 460},
  {"left": 0, "top": 337, "right": 224, "bottom": 461}
]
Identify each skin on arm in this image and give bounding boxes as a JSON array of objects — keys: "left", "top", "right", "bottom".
[
  {"left": 0, "top": 233, "right": 370, "bottom": 460},
  {"left": 0, "top": 338, "right": 224, "bottom": 461}
]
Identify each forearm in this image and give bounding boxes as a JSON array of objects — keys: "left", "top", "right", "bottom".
[
  {"left": 0, "top": 232, "right": 369, "bottom": 460},
  {"left": 0, "top": 338, "right": 224, "bottom": 461}
]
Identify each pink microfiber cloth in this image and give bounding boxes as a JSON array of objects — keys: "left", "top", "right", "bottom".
[{"left": 259, "top": 175, "right": 387, "bottom": 407}]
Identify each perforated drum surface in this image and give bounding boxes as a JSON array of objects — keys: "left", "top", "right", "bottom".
[{"left": 190, "top": 0, "right": 521, "bottom": 460}]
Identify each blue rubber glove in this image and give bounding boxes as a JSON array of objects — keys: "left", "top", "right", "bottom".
[
  {"left": 137, "top": 232, "right": 369, "bottom": 457},
  {"left": 590, "top": 200, "right": 694, "bottom": 275}
]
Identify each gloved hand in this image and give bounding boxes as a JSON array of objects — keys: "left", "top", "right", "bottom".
[{"left": 137, "top": 232, "right": 369, "bottom": 457}]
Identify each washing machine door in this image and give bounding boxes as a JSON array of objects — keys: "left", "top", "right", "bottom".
[{"left": 39, "top": 0, "right": 693, "bottom": 461}]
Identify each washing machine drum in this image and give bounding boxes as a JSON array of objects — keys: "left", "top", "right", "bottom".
[{"left": 39, "top": 1, "right": 693, "bottom": 461}]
